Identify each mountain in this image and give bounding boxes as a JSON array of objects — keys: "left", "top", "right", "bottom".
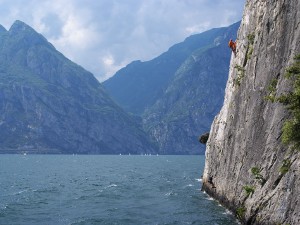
[
  {"left": 104, "top": 22, "right": 240, "bottom": 154},
  {"left": 103, "top": 23, "right": 239, "bottom": 115},
  {"left": 0, "top": 20, "right": 157, "bottom": 154},
  {"left": 143, "top": 23, "right": 239, "bottom": 155},
  {"left": 202, "top": 0, "right": 300, "bottom": 224}
]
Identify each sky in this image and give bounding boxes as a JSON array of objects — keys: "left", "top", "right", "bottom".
[{"left": 0, "top": 0, "right": 246, "bottom": 82}]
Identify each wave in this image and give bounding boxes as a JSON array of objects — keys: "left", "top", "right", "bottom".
[
  {"left": 106, "top": 184, "right": 118, "bottom": 188},
  {"left": 222, "top": 209, "right": 233, "bottom": 215},
  {"left": 14, "top": 189, "right": 29, "bottom": 195},
  {"left": 0, "top": 155, "right": 239, "bottom": 225},
  {"left": 165, "top": 191, "right": 178, "bottom": 196},
  {"left": 0, "top": 204, "right": 8, "bottom": 210},
  {"left": 185, "top": 184, "right": 194, "bottom": 188},
  {"left": 206, "top": 197, "right": 214, "bottom": 201}
]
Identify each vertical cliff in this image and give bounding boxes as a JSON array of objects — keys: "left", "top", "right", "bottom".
[{"left": 202, "top": 0, "right": 300, "bottom": 224}]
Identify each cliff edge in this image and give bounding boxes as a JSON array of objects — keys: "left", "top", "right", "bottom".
[{"left": 202, "top": 0, "right": 300, "bottom": 224}]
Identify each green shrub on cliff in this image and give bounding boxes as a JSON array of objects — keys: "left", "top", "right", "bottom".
[
  {"left": 246, "top": 33, "right": 255, "bottom": 61},
  {"left": 265, "top": 55, "right": 300, "bottom": 150},
  {"left": 251, "top": 167, "right": 266, "bottom": 185},
  {"left": 243, "top": 185, "right": 255, "bottom": 197},
  {"left": 279, "top": 159, "right": 292, "bottom": 175},
  {"left": 236, "top": 206, "right": 246, "bottom": 219},
  {"left": 234, "top": 64, "right": 245, "bottom": 86},
  {"left": 279, "top": 54, "right": 300, "bottom": 150},
  {"left": 265, "top": 78, "right": 278, "bottom": 102}
]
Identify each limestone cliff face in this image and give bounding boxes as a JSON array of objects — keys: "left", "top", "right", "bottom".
[{"left": 202, "top": 0, "right": 300, "bottom": 224}]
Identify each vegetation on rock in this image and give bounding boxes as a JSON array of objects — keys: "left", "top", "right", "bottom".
[
  {"left": 279, "top": 159, "right": 292, "bottom": 175},
  {"left": 265, "top": 78, "right": 279, "bottom": 102},
  {"left": 265, "top": 54, "right": 300, "bottom": 151},
  {"left": 246, "top": 33, "right": 255, "bottom": 62},
  {"left": 243, "top": 185, "right": 255, "bottom": 197},
  {"left": 234, "top": 64, "right": 245, "bottom": 86},
  {"left": 236, "top": 206, "right": 246, "bottom": 220},
  {"left": 251, "top": 167, "right": 266, "bottom": 185},
  {"left": 280, "top": 55, "right": 300, "bottom": 150}
]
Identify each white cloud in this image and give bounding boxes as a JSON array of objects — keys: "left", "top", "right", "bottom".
[
  {"left": 100, "top": 54, "right": 126, "bottom": 81},
  {"left": 53, "top": 16, "right": 98, "bottom": 49},
  {"left": 103, "top": 54, "right": 114, "bottom": 67},
  {"left": 185, "top": 22, "right": 211, "bottom": 34},
  {"left": 0, "top": 0, "right": 246, "bottom": 81}
]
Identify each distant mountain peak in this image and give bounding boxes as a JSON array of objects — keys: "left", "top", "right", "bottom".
[
  {"left": 0, "top": 24, "right": 7, "bottom": 34},
  {"left": 9, "top": 20, "right": 34, "bottom": 34},
  {"left": 0, "top": 19, "right": 157, "bottom": 154},
  {"left": 6, "top": 20, "right": 54, "bottom": 49}
]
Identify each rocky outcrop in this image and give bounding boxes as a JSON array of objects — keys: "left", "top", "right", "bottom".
[
  {"left": 0, "top": 20, "right": 157, "bottom": 154},
  {"left": 199, "top": 132, "right": 209, "bottom": 144},
  {"left": 202, "top": 0, "right": 300, "bottom": 224}
]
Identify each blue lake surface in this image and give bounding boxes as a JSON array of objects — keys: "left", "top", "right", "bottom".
[{"left": 0, "top": 155, "right": 239, "bottom": 225}]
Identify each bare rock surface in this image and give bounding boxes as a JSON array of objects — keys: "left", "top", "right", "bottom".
[{"left": 202, "top": 0, "right": 300, "bottom": 224}]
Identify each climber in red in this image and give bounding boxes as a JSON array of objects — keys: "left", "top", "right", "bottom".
[{"left": 228, "top": 39, "right": 237, "bottom": 56}]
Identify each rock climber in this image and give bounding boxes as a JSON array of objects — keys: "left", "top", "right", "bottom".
[{"left": 228, "top": 39, "right": 237, "bottom": 56}]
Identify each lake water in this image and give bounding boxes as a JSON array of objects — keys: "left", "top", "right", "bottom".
[{"left": 0, "top": 155, "right": 239, "bottom": 225}]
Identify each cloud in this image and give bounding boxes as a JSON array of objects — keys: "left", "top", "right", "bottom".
[{"left": 0, "top": 0, "right": 246, "bottom": 81}]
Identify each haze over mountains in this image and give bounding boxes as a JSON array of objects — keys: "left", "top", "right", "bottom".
[{"left": 0, "top": 20, "right": 239, "bottom": 154}]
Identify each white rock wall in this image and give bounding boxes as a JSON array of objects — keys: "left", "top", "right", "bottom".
[{"left": 202, "top": 0, "right": 300, "bottom": 224}]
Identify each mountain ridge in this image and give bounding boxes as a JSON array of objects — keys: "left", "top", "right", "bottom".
[
  {"left": 0, "top": 20, "right": 157, "bottom": 154},
  {"left": 104, "top": 22, "right": 240, "bottom": 154},
  {"left": 103, "top": 21, "right": 240, "bottom": 116}
]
